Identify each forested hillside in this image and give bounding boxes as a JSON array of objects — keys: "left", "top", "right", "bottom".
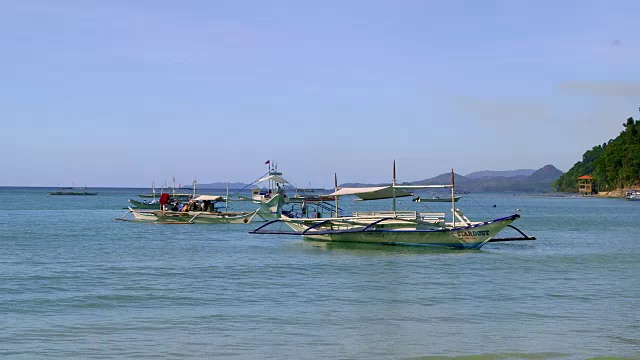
[{"left": 554, "top": 115, "right": 640, "bottom": 192}]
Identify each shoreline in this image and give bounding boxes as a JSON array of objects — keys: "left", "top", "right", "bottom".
[{"left": 595, "top": 188, "right": 639, "bottom": 198}]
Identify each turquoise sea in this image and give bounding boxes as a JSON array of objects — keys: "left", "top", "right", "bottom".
[{"left": 1, "top": 187, "right": 638, "bottom": 359}]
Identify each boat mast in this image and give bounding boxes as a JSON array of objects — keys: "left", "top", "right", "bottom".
[
  {"left": 392, "top": 160, "right": 397, "bottom": 213},
  {"left": 268, "top": 161, "right": 272, "bottom": 195},
  {"left": 193, "top": 178, "right": 197, "bottom": 198},
  {"left": 451, "top": 169, "right": 455, "bottom": 227},
  {"left": 226, "top": 182, "right": 229, "bottom": 212},
  {"left": 334, "top": 173, "right": 339, "bottom": 218}
]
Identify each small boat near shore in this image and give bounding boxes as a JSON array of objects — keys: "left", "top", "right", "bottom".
[{"left": 624, "top": 190, "right": 640, "bottom": 201}]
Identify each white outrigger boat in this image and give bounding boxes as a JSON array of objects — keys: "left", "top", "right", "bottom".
[
  {"left": 251, "top": 162, "right": 535, "bottom": 249},
  {"left": 118, "top": 195, "right": 259, "bottom": 224},
  {"left": 241, "top": 162, "right": 339, "bottom": 207}
]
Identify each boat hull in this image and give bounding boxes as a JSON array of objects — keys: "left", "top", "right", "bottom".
[
  {"left": 283, "top": 215, "right": 518, "bottom": 249},
  {"left": 131, "top": 209, "right": 258, "bottom": 224},
  {"left": 128, "top": 199, "right": 161, "bottom": 209},
  {"left": 256, "top": 194, "right": 285, "bottom": 219}
]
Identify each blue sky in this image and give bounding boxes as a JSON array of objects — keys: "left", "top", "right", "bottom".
[{"left": 2, "top": 0, "right": 639, "bottom": 187}]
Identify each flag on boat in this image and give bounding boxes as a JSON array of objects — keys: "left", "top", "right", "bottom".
[{"left": 265, "top": 160, "right": 270, "bottom": 165}]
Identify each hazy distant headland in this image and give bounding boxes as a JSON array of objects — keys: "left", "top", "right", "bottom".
[{"left": 339, "top": 165, "right": 564, "bottom": 193}]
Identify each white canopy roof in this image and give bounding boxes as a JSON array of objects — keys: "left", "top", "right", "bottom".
[
  {"left": 329, "top": 186, "right": 413, "bottom": 200},
  {"left": 192, "top": 195, "right": 225, "bottom": 202},
  {"left": 257, "top": 174, "right": 289, "bottom": 184}
]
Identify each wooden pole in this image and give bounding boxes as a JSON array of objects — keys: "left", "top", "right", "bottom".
[
  {"left": 334, "top": 173, "right": 339, "bottom": 218},
  {"left": 451, "top": 169, "right": 455, "bottom": 227},
  {"left": 392, "top": 160, "right": 397, "bottom": 213}
]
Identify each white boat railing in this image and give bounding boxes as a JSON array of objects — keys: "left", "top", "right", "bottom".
[
  {"left": 353, "top": 211, "right": 418, "bottom": 219},
  {"left": 418, "top": 212, "right": 447, "bottom": 223},
  {"left": 351, "top": 211, "right": 446, "bottom": 223}
]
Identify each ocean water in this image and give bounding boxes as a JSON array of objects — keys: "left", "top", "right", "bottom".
[{"left": 1, "top": 187, "right": 638, "bottom": 359}]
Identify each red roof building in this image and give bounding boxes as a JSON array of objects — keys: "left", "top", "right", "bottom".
[{"left": 578, "top": 175, "right": 595, "bottom": 195}]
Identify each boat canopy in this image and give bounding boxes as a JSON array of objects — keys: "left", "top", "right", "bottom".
[
  {"left": 329, "top": 186, "right": 413, "bottom": 200},
  {"left": 257, "top": 174, "right": 289, "bottom": 184},
  {"left": 192, "top": 195, "right": 225, "bottom": 202}
]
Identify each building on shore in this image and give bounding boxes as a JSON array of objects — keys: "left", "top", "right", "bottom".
[{"left": 578, "top": 175, "right": 595, "bottom": 196}]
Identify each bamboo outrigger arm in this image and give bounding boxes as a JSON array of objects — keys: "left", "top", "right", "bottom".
[{"left": 488, "top": 225, "right": 536, "bottom": 242}]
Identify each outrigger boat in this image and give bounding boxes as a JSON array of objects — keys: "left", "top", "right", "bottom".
[
  {"left": 118, "top": 194, "right": 258, "bottom": 224},
  {"left": 240, "top": 162, "right": 339, "bottom": 207},
  {"left": 49, "top": 190, "right": 97, "bottom": 195},
  {"left": 251, "top": 162, "right": 535, "bottom": 249},
  {"left": 127, "top": 198, "right": 161, "bottom": 209},
  {"left": 130, "top": 179, "right": 201, "bottom": 208},
  {"left": 137, "top": 179, "right": 196, "bottom": 201},
  {"left": 49, "top": 185, "right": 97, "bottom": 195}
]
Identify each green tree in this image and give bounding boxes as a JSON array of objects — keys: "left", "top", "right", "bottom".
[{"left": 555, "top": 113, "right": 640, "bottom": 192}]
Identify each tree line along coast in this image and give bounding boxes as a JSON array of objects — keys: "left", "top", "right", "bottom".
[{"left": 554, "top": 110, "right": 640, "bottom": 195}]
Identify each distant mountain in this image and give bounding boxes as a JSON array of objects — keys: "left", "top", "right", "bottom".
[
  {"left": 529, "top": 165, "right": 564, "bottom": 181},
  {"left": 339, "top": 182, "right": 388, "bottom": 188},
  {"left": 408, "top": 165, "right": 563, "bottom": 193},
  {"left": 199, "top": 165, "right": 564, "bottom": 193},
  {"left": 465, "top": 169, "right": 536, "bottom": 179},
  {"left": 198, "top": 182, "right": 252, "bottom": 189}
]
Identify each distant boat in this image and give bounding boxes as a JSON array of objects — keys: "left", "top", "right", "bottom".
[
  {"left": 296, "top": 182, "right": 326, "bottom": 193},
  {"left": 412, "top": 196, "right": 461, "bottom": 203},
  {"left": 49, "top": 191, "right": 97, "bottom": 196},
  {"left": 624, "top": 190, "right": 640, "bottom": 201},
  {"left": 49, "top": 185, "right": 97, "bottom": 196},
  {"left": 138, "top": 179, "right": 197, "bottom": 201},
  {"left": 128, "top": 198, "right": 161, "bottom": 209}
]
